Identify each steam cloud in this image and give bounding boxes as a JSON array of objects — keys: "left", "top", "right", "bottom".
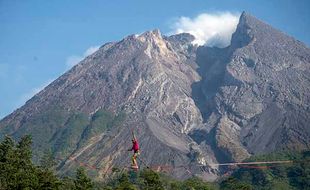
[
  {"left": 171, "top": 12, "right": 240, "bottom": 47},
  {"left": 66, "top": 45, "right": 100, "bottom": 69}
]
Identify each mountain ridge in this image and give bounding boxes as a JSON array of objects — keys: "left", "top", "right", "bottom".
[{"left": 0, "top": 12, "right": 309, "bottom": 181}]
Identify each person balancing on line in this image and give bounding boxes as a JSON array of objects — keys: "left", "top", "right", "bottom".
[{"left": 128, "top": 130, "right": 140, "bottom": 169}]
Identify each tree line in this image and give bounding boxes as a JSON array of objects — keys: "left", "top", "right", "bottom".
[{"left": 1, "top": 135, "right": 309, "bottom": 190}]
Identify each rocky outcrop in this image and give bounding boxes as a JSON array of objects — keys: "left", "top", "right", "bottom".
[{"left": 191, "top": 12, "right": 310, "bottom": 163}]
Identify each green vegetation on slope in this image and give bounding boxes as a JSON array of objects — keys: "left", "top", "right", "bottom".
[
  {"left": 220, "top": 150, "right": 310, "bottom": 190},
  {"left": 53, "top": 112, "right": 90, "bottom": 156},
  {"left": 79, "top": 109, "right": 125, "bottom": 147},
  {"left": 0, "top": 107, "right": 126, "bottom": 162},
  {"left": 1, "top": 134, "right": 309, "bottom": 190},
  {"left": 100, "top": 167, "right": 216, "bottom": 190},
  {"left": 0, "top": 135, "right": 216, "bottom": 190},
  {"left": 102, "top": 150, "right": 310, "bottom": 190},
  {"left": 0, "top": 135, "right": 95, "bottom": 190},
  {"left": 0, "top": 135, "right": 61, "bottom": 189},
  {"left": 11, "top": 106, "right": 70, "bottom": 162},
  {"left": 51, "top": 108, "right": 126, "bottom": 168}
]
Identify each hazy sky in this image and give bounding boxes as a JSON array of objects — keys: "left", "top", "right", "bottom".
[{"left": 0, "top": 0, "right": 309, "bottom": 119}]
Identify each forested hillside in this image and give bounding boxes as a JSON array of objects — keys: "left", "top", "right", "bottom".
[{"left": 1, "top": 136, "right": 309, "bottom": 189}]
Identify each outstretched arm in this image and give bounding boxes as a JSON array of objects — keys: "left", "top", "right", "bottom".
[{"left": 132, "top": 130, "right": 136, "bottom": 141}]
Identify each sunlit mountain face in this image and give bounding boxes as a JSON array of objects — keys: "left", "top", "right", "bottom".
[{"left": 0, "top": 12, "right": 309, "bottom": 181}]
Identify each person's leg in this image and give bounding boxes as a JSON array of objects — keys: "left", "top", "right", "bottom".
[
  {"left": 131, "top": 154, "right": 135, "bottom": 166},
  {"left": 132, "top": 152, "right": 138, "bottom": 167}
]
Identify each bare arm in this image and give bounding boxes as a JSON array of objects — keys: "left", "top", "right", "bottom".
[{"left": 132, "top": 130, "right": 136, "bottom": 140}]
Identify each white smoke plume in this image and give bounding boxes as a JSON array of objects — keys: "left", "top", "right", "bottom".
[
  {"left": 66, "top": 45, "right": 100, "bottom": 69},
  {"left": 171, "top": 12, "right": 240, "bottom": 47}
]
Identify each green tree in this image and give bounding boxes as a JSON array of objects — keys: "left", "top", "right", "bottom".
[
  {"left": 61, "top": 176, "right": 76, "bottom": 190},
  {"left": 15, "top": 135, "right": 40, "bottom": 189},
  {"left": 0, "top": 136, "right": 15, "bottom": 189},
  {"left": 74, "top": 167, "right": 94, "bottom": 190},
  {"left": 169, "top": 181, "right": 182, "bottom": 190},
  {"left": 40, "top": 148, "right": 57, "bottom": 170},
  {"left": 182, "top": 177, "right": 215, "bottom": 190},
  {"left": 0, "top": 135, "right": 62, "bottom": 189},
  {"left": 0, "top": 135, "right": 15, "bottom": 162},
  {"left": 220, "top": 177, "right": 253, "bottom": 190},
  {"left": 37, "top": 168, "right": 62, "bottom": 190},
  {"left": 139, "top": 169, "right": 164, "bottom": 190},
  {"left": 114, "top": 172, "right": 137, "bottom": 190},
  {"left": 102, "top": 186, "right": 113, "bottom": 190},
  {"left": 0, "top": 135, "right": 40, "bottom": 189}
]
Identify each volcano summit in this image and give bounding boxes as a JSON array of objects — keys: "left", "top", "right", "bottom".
[{"left": 0, "top": 12, "right": 309, "bottom": 180}]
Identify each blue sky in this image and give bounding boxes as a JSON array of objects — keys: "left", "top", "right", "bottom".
[{"left": 0, "top": 0, "right": 309, "bottom": 119}]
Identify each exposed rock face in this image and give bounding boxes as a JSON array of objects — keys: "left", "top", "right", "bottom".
[
  {"left": 200, "top": 12, "right": 310, "bottom": 161},
  {"left": 0, "top": 12, "right": 309, "bottom": 181}
]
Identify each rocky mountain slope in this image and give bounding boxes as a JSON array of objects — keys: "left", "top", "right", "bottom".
[{"left": 0, "top": 12, "right": 309, "bottom": 181}]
